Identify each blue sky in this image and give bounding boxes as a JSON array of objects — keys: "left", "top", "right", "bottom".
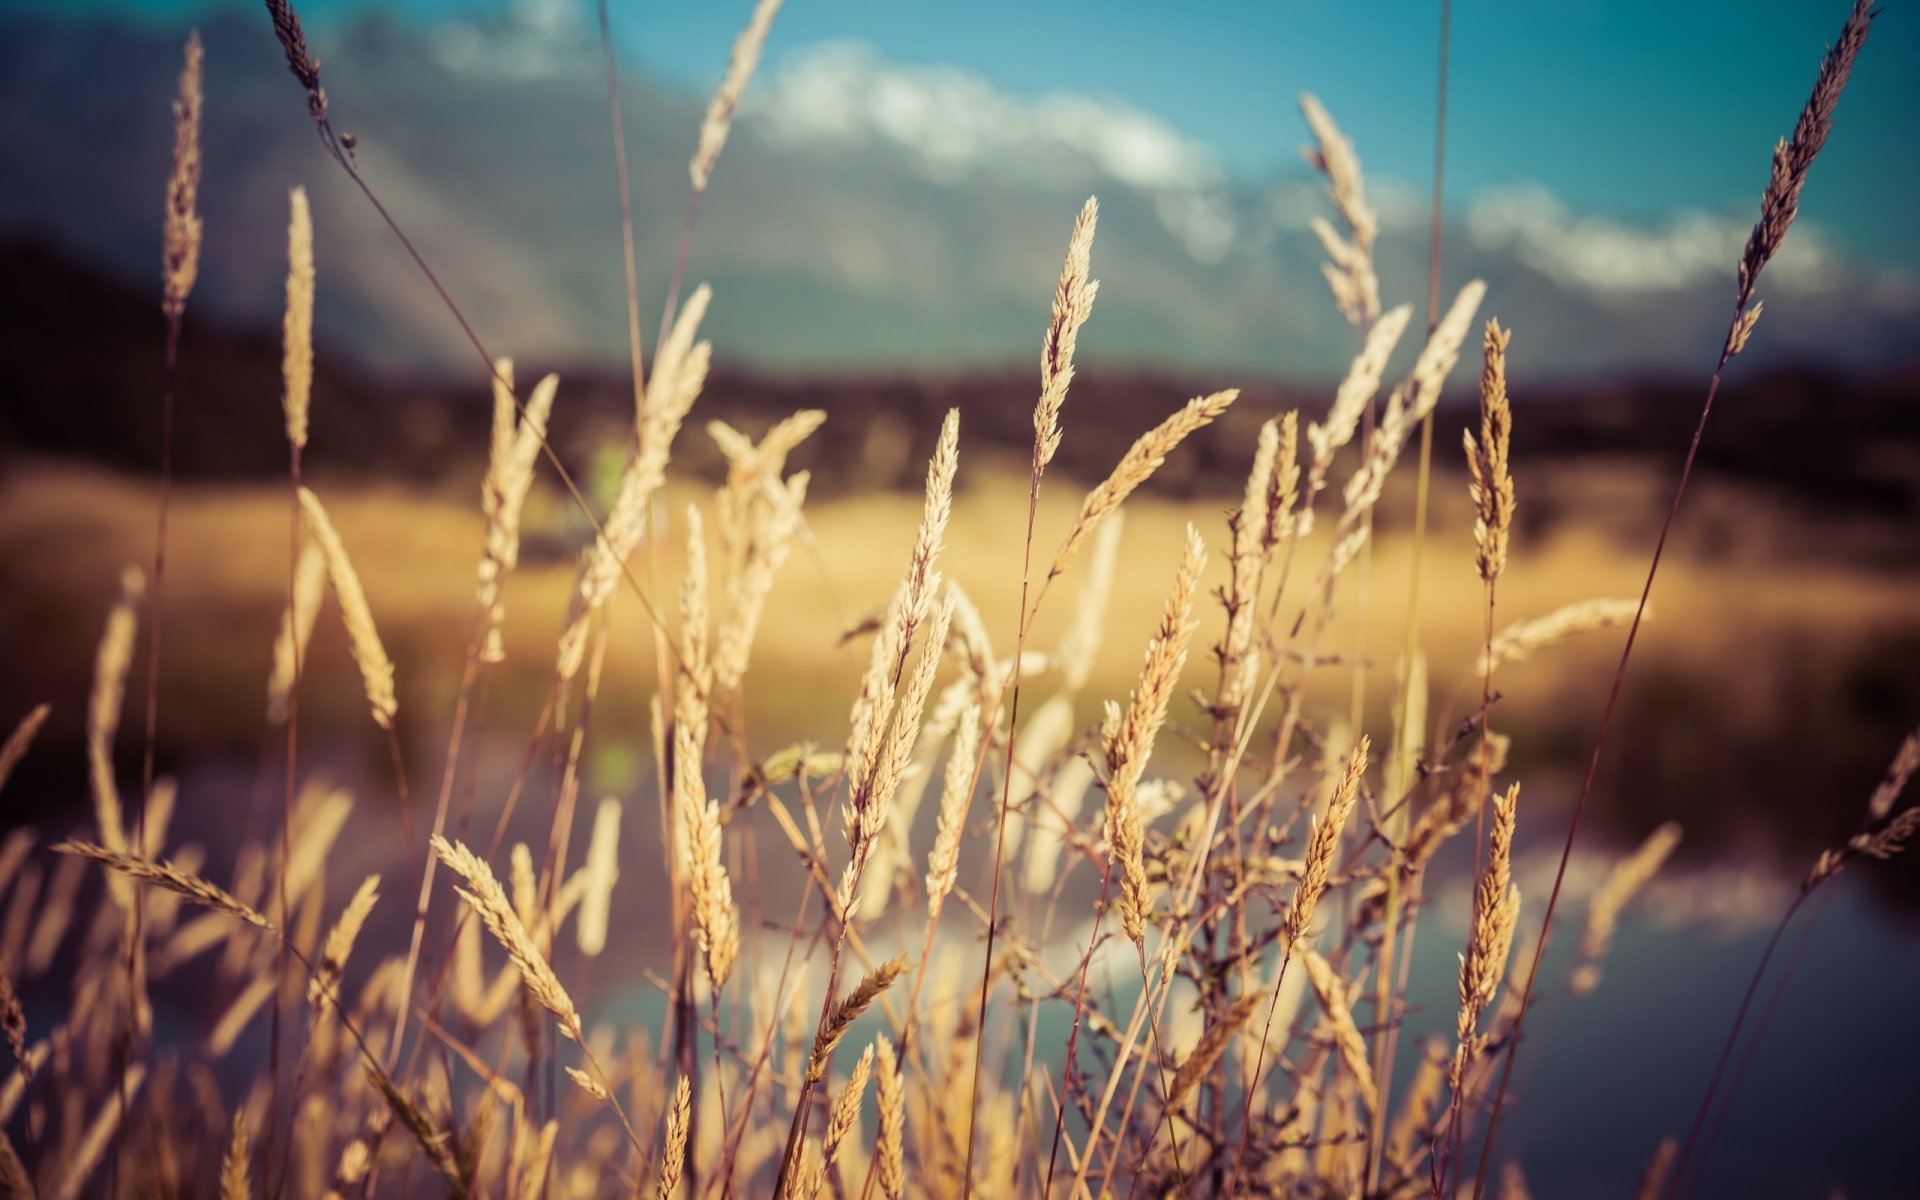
[{"left": 22, "top": 0, "right": 1918, "bottom": 269}]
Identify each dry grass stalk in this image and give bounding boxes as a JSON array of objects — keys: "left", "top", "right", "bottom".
[
  {"left": 49, "top": 1064, "right": 146, "bottom": 1200},
  {"left": 54, "top": 842, "right": 272, "bottom": 930},
  {"left": 430, "top": 836, "right": 581, "bottom": 1041},
  {"left": 89, "top": 566, "right": 145, "bottom": 865},
  {"left": 1725, "top": 300, "right": 1763, "bottom": 359},
  {"left": 1307, "top": 304, "right": 1413, "bottom": 491},
  {"left": 576, "top": 797, "right": 621, "bottom": 957},
  {"left": 219, "top": 1110, "right": 251, "bottom": 1200},
  {"left": 1633, "top": 1136, "right": 1679, "bottom": 1200},
  {"left": 1290, "top": 738, "right": 1369, "bottom": 944},
  {"left": 924, "top": 703, "right": 982, "bottom": 928},
  {"left": 1167, "top": 990, "right": 1263, "bottom": 1114},
  {"left": 1049, "top": 390, "right": 1236, "bottom": 582},
  {"left": 657, "top": 1074, "right": 691, "bottom": 1198},
  {"left": 1498, "top": 1160, "right": 1531, "bottom": 1200},
  {"left": 1035, "top": 197, "right": 1101, "bottom": 470},
  {"left": 1054, "top": 514, "right": 1124, "bottom": 694},
  {"left": 282, "top": 186, "right": 313, "bottom": 452},
  {"left": 559, "top": 288, "right": 713, "bottom": 681},
  {"left": 266, "top": 540, "right": 326, "bottom": 725},
  {"left": 0, "top": 1131, "right": 29, "bottom": 1200},
  {"left": 809, "top": 957, "right": 908, "bottom": 1082},
  {"left": 265, "top": 0, "right": 327, "bottom": 121},
  {"left": 0, "top": 704, "right": 50, "bottom": 799},
  {"left": 1455, "top": 784, "right": 1522, "bottom": 1086},
  {"left": 711, "top": 416, "right": 817, "bottom": 690},
  {"left": 690, "top": 0, "right": 784, "bottom": 191},
  {"left": 1340, "top": 283, "right": 1486, "bottom": 530},
  {"left": 684, "top": 798, "right": 739, "bottom": 991},
  {"left": 1475, "top": 599, "right": 1644, "bottom": 677},
  {"left": 847, "top": 596, "right": 956, "bottom": 887},
  {"left": 1265, "top": 409, "right": 1302, "bottom": 550},
  {"left": 308, "top": 874, "right": 379, "bottom": 1006},
  {"left": 1218, "top": 427, "right": 1276, "bottom": 713},
  {"left": 1385, "top": 1038, "right": 1447, "bottom": 1170},
  {"left": 1572, "top": 822, "right": 1682, "bottom": 995},
  {"left": 874, "top": 1037, "right": 906, "bottom": 1200},
  {"left": 1732, "top": 0, "right": 1875, "bottom": 322},
  {"left": 1105, "top": 526, "right": 1206, "bottom": 945},
  {"left": 1806, "top": 805, "right": 1920, "bottom": 891},
  {"left": 1465, "top": 320, "right": 1515, "bottom": 585},
  {"left": 1298, "top": 948, "right": 1379, "bottom": 1118},
  {"left": 160, "top": 31, "right": 202, "bottom": 320},
  {"left": 297, "top": 488, "right": 397, "bottom": 730},
  {"left": 1299, "top": 93, "right": 1380, "bottom": 327},
  {"left": 368, "top": 1065, "right": 469, "bottom": 1199},
  {"left": 479, "top": 360, "right": 559, "bottom": 663}
]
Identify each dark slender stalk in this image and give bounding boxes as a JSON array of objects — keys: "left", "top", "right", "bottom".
[{"left": 1471, "top": 361, "right": 1731, "bottom": 1199}]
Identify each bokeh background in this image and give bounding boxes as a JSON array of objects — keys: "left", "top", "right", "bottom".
[{"left": 2, "top": 1, "right": 1918, "bottom": 1194}]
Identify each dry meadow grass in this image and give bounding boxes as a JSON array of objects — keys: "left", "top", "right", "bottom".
[{"left": 0, "top": 2, "right": 1914, "bottom": 1198}]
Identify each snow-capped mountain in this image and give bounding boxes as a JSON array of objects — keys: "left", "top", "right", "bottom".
[{"left": 1, "top": 8, "right": 1912, "bottom": 382}]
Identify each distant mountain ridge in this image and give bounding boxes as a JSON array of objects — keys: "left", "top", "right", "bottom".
[{"left": 0, "top": 8, "right": 1915, "bottom": 382}]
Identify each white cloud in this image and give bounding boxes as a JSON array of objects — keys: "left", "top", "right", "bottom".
[
  {"left": 750, "top": 41, "right": 1239, "bottom": 260},
  {"left": 1465, "top": 183, "right": 1845, "bottom": 296}
]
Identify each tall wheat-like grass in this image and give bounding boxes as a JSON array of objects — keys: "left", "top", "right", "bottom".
[{"left": 4, "top": 6, "right": 1902, "bottom": 1198}]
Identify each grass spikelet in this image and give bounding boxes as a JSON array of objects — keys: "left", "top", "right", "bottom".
[
  {"left": 368, "top": 1065, "right": 468, "bottom": 1200},
  {"left": 219, "top": 1110, "right": 251, "bottom": 1200},
  {"left": 479, "top": 361, "right": 559, "bottom": 663},
  {"left": 1475, "top": 599, "right": 1645, "bottom": 677},
  {"left": 809, "top": 957, "right": 907, "bottom": 1082},
  {"left": 1290, "top": 737, "right": 1369, "bottom": 944},
  {"left": 308, "top": 874, "right": 379, "bottom": 1006},
  {"left": 1265, "top": 409, "right": 1301, "bottom": 550},
  {"left": 1299, "top": 947, "right": 1378, "bottom": 1116},
  {"left": 1105, "top": 526, "right": 1206, "bottom": 945},
  {"left": 1166, "top": 991, "right": 1262, "bottom": 1113},
  {"left": 281, "top": 186, "right": 313, "bottom": 452},
  {"left": 297, "top": 488, "right": 397, "bottom": 730},
  {"left": 266, "top": 540, "right": 325, "bottom": 725},
  {"left": 1035, "top": 196, "right": 1100, "bottom": 470},
  {"left": 1307, "top": 304, "right": 1413, "bottom": 484},
  {"left": 1465, "top": 319, "right": 1515, "bottom": 585},
  {"left": 1867, "top": 726, "right": 1920, "bottom": 821},
  {"left": 576, "top": 797, "right": 621, "bottom": 957},
  {"left": 0, "top": 704, "right": 50, "bottom": 799},
  {"left": 1049, "top": 390, "right": 1236, "bottom": 582},
  {"left": 1456, "top": 785, "right": 1522, "bottom": 1085},
  {"left": 1572, "top": 822, "right": 1682, "bottom": 995},
  {"left": 683, "top": 798, "right": 738, "bottom": 991},
  {"left": 565, "top": 1065, "right": 609, "bottom": 1102},
  {"left": 874, "top": 1037, "right": 905, "bottom": 1200},
  {"left": 430, "top": 836, "right": 581, "bottom": 1040},
  {"left": 657, "top": 1074, "right": 691, "bottom": 1199},
  {"left": 264, "top": 0, "right": 327, "bottom": 122},
  {"left": 1299, "top": 93, "right": 1380, "bottom": 327},
  {"left": 89, "top": 566, "right": 144, "bottom": 860},
  {"left": 712, "top": 413, "right": 815, "bottom": 691},
  {"left": 54, "top": 841, "right": 272, "bottom": 930},
  {"left": 0, "top": 968, "right": 26, "bottom": 1082},
  {"left": 924, "top": 703, "right": 981, "bottom": 927},
  {"left": 160, "top": 31, "right": 202, "bottom": 320},
  {"left": 1733, "top": 0, "right": 1875, "bottom": 317},
  {"left": 818, "top": 1042, "right": 874, "bottom": 1189},
  {"left": 690, "top": 0, "right": 783, "bottom": 191}
]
